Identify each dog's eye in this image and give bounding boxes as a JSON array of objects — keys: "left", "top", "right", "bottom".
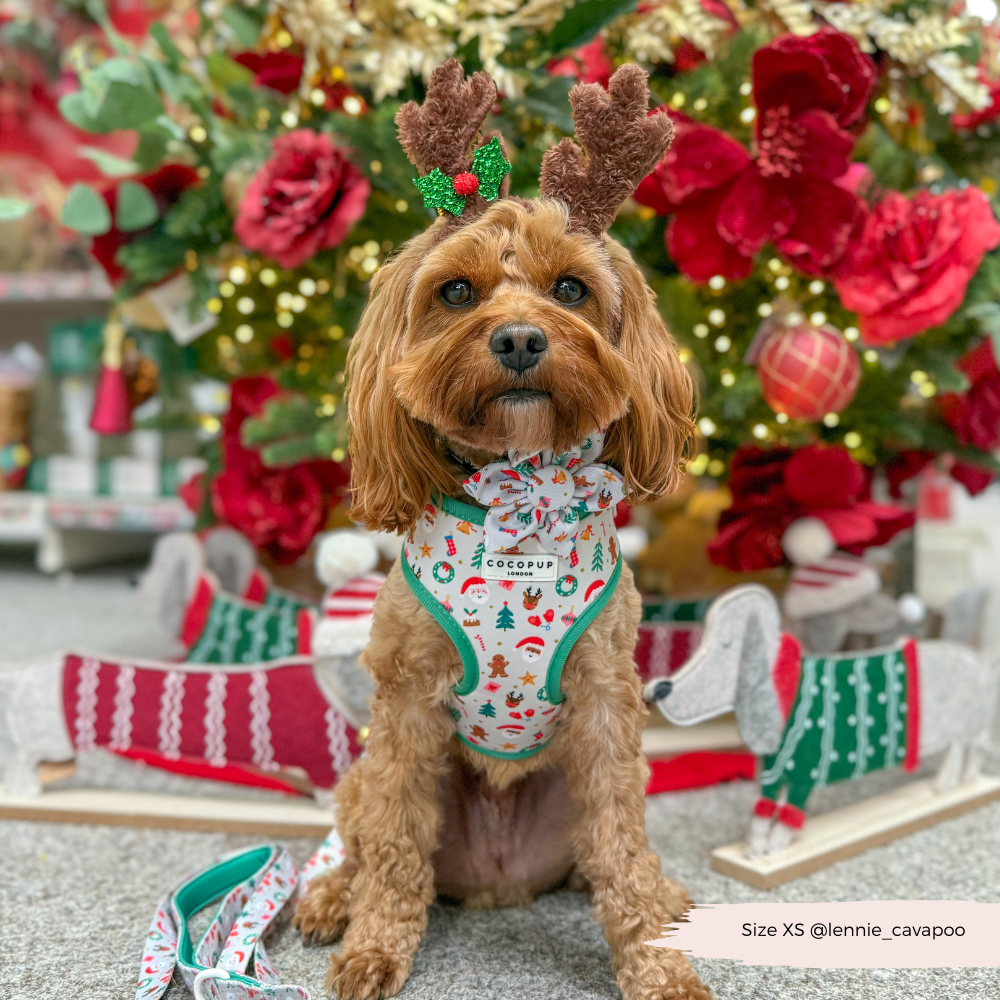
[
  {"left": 440, "top": 279, "right": 475, "bottom": 307},
  {"left": 552, "top": 277, "right": 588, "bottom": 305}
]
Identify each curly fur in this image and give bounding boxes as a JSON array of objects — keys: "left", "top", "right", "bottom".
[{"left": 295, "top": 63, "right": 708, "bottom": 1000}]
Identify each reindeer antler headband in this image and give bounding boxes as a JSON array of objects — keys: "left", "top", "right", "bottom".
[{"left": 396, "top": 59, "right": 674, "bottom": 235}]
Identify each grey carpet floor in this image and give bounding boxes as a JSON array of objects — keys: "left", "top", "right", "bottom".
[{"left": 1, "top": 556, "right": 999, "bottom": 1000}]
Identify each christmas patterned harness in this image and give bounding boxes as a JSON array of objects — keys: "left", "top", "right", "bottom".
[{"left": 402, "top": 433, "right": 626, "bottom": 760}]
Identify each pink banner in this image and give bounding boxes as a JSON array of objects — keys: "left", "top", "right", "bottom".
[{"left": 649, "top": 902, "right": 1000, "bottom": 968}]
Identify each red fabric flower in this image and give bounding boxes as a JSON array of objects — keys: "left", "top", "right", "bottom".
[
  {"left": 708, "top": 443, "right": 913, "bottom": 571},
  {"left": 634, "top": 28, "right": 874, "bottom": 282},
  {"left": 547, "top": 37, "right": 614, "bottom": 88},
  {"left": 940, "top": 338, "right": 1000, "bottom": 451},
  {"left": 211, "top": 377, "right": 350, "bottom": 563},
  {"left": 833, "top": 188, "right": 1000, "bottom": 345},
  {"left": 952, "top": 74, "right": 1000, "bottom": 131},
  {"left": 886, "top": 449, "right": 994, "bottom": 499},
  {"left": 233, "top": 52, "right": 305, "bottom": 95},
  {"left": 234, "top": 130, "right": 370, "bottom": 269},
  {"left": 90, "top": 164, "right": 200, "bottom": 284}
]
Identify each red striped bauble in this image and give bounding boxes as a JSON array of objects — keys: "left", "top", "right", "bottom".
[{"left": 757, "top": 324, "right": 860, "bottom": 422}]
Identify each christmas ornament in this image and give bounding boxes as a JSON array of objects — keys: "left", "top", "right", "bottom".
[
  {"left": 90, "top": 316, "right": 133, "bottom": 435},
  {"left": 412, "top": 136, "right": 511, "bottom": 217},
  {"left": 756, "top": 323, "right": 860, "bottom": 421}
]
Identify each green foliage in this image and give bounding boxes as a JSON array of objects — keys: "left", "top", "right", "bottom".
[
  {"left": 115, "top": 180, "right": 159, "bottom": 231},
  {"left": 61, "top": 183, "right": 111, "bottom": 235},
  {"left": 544, "top": 0, "right": 639, "bottom": 55}
]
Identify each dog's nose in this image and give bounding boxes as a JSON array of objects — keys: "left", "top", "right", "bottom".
[{"left": 489, "top": 323, "right": 547, "bottom": 373}]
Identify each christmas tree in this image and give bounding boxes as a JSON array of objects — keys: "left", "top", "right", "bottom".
[
  {"left": 28, "top": 0, "right": 1000, "bottom": 574},
  {"left": 479, "top": 701, "right": 496, "bottom": 718},
  {"left": 592, "top": 540, "right": 604, "bottom": 572},
  {"left": 496, "top": 602, "right": 516, "bottom": 631}
]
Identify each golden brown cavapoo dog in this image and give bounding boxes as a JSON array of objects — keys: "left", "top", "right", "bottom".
[{"left": 295, "top": 60, "right": 711, "bottom": 1000}]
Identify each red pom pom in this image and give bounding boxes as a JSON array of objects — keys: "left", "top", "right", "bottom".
[
  {"left": 453, "top": 172, "right": 479, "bottom": 196},
  {"left": 757, "top": 324, "right": 860, "bottom": 422}
]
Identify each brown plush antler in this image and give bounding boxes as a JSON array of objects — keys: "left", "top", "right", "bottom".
[
  {"left": 539, "top": 64, "right": 674, "bottom": 236},
  {"left": 396, "top": 59, "right": 501, "bottom": 222}
]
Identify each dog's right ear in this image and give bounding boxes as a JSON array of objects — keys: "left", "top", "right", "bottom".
[{"left": 346, "top": 238, "right": 453, "bottom": 532}]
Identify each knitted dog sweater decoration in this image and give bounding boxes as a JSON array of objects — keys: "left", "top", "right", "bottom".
[
  {"left": 402, "top": 434, "right": 624, "bottom": 760},
  {"left": 756, "top": 639, "right": 921, "bottom": 827}
]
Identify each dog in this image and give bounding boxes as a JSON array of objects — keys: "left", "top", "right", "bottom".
[{"left": 294, "top": 60, "right": 709, "bottom": 1000}]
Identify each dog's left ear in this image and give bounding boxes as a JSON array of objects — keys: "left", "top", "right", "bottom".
[{"left": 601, "top": 241, "right": 695, "bottom": 504}]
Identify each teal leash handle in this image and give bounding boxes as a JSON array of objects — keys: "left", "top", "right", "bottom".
[{"left": 136, "top": 830, "right": 344, "bottom": 1000}]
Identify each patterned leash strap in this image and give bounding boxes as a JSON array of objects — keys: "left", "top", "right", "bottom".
[{"left": 136, "top": 829, "right": 345, "bottom": 1000}]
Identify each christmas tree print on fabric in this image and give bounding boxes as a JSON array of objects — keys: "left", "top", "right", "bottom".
[
  {"left": 592, "top": 540, "right": 604, "bottom": 572},
  {"left": 479, "top": 700, "right": 496, "bottom": 718},
  {"left": 496, "top": 602, "right": 515, "bottom": 631}
]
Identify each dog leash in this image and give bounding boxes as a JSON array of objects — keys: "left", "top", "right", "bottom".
[{"left": 136, "top": 829, "right": 345, "bottom": 1000}]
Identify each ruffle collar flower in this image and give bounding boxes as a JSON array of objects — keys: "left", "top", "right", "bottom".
[{"left": 463, "top": 431, "right": 625, "bottom": 557}]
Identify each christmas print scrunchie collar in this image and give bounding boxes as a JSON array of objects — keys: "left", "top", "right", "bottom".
[{"left": 462, "top": 430, "right": 626, "bottom": 557}]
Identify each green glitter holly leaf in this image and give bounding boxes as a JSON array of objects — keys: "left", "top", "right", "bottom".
[
  {"left": 472, "top": 136, "right": 511, "bottom": 202},
  {"left": 413, "top": 168, "right": 467, "bottom": 216}
]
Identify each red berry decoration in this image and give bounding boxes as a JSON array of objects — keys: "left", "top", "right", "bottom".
[
  {"left": 453, "top": 172, "right": 479, "bottom": 196},
  {"left": 757, "top": 323, "right": 860, "bottom": 422}
]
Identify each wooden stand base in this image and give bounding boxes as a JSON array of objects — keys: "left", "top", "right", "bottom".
[
  {"left": 0, "top": 784, "right": 334, "bottom": 838},
  {"left": 711, "top": 775, "right": 1000, "bottom": 889}
]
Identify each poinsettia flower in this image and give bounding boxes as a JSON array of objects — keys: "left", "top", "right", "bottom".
[
  {"left": 635, "top": 28, "right": 875, "bottom": 282},
  {"left": 708, "top": 444, "right": 913, "bottom": 571},
  {"left": 547, "top": 37, "right": 614, "bottom": 89}
]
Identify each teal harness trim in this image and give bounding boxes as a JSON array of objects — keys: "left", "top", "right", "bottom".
[
  {"left": 438, "top": 493, "right": 486, "bottom": 525},
  {"left": 400, "top": 553, "right": 480, "bottom": 697},
  {"left": 545, "top": 554, "right": 622, "bottom": 706}
]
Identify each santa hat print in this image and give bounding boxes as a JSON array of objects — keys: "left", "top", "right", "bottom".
[
  {"left": 515, "top": 636, "right": 545, "bottom": 662},
  {"left": 461, "top": 576, "right": 490, "bottom": 603},
  {"left": 584, "top": 579, "right": 606, "bottom": 602},
  {"left": 312, "top": 573, "right": 386, "bottom": 656}
]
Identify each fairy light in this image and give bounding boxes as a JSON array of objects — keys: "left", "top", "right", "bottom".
[
  {"left": 328, "top": 325, "right": 345, "bottom": 340},
  {"left": 395, "top": 199, "right": 409, "bottom": 212},
  {"left": 707, "top": 459, "right": 725, "bottom": 476},
  {"left": 276, "top": 291, "right": 294, "bottom": 310},
  {"left": 874, "top": 96, "right": 891, "bottom": 114},
  {"left": 823, "top": 412, "right": 840, "bottom": 427},
  {"left": 693, "top": 97, "right": 708, "bottom": 111},
  {"left": 844, "top": 326, "right": 860, "bottom": 342},
  {"left": 678, "top": 347, "right": 693, "bottom": 363},
  {"left": 219, "top": 281, "right": 235, "bottom": 298},
  {"left": 808, "top": 280, "right": 825, "bottom": 294},
  {"left": 299, "top": 278, "right": 317, "bottom": 296},
  {"left": 670, "top": 92, "right": 686, "bottom": 108},
  {"left": 844, "top": 431, "right": 862, "bottom": 448},
  {"left": 277, "top": 312, "right": 293, "bottom": 328},
  {"left": 343, "top": 96, "right": 363, "bottom": 115},
  {"left": 910, "top": 370, "right": 928, "bottom": 384},
  {"left": 276, "top": 29, "right": 293, "bottom": 47},
  {"left": 714, "top": 335, "right": 731, "bottom": 352},
  {"left": 687, "top": 453, "right": 709, "bottom": 475},
  {"left": 260, "top": 268, "right": 277, "bottom": 286},
  {"left": 369, "top": 160, "right": 383, "bottom": 175},
  {"left": 189, "top": 124, "right": 207, "bottom": 143},
  {"left": 235, "top": 324, "right": 253, "bottom": 343},
  {"left": 918, "top": 381, "right": 936, "bottom": 398},
  {"left": 864, "top": 349, "right": 879, "bottom": 363},
  {"left": 758, "top": 303, "right": 773, "bottom": 317},
  {"left": 236, "top": 297, "right": 254, "bottom": 315},
  {"left": 229, "top": 265, "right": 248, "bottom": 284},
  {"left": 776, "top": 412, "right": 789, "bottom": 424},
  {"left": 810, "top": 311, "right": 827, "bottom": 325},
  {"left": 708, "top": 275, "right": 726, "bottom": 290},
  {"left": 775, "top": 276, "right": 790, "bottom": 291},
  {"left": 311, "top": 88, "right": 326, "bottom": 106},
  {"left": 753, "top": 423, "right": 769, "bottom": 439},
  {"left": 281, "top": 110, "right": 299, "bottom": 128},
  {"left": 332, "top": 447, "right": 346, "bottom": 461},
  {"left": 698, "top": 417, "right": 717, "bottom": 436},
  {"left": 739, "top": 81, "right": 752, "bottom": 96},
  {"left": 720, "top": 370, "right": 736, "bottom": 387},
  {"left": 739, "top": 107, "right": 757, "bottom": 123},
  {"left": 708, "top": 308, "right": 725, "bottom": 326},
  {"left": 694, "top": 323, "right": 709, "bottom": 339},
  {"left": 290, "top": 295, "right": 307, "bottom": 312},
  {"left": 206, "top": 298, "right": 222, "bottom": 314}
]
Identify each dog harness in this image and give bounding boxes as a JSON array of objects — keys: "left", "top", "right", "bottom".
[{"left": 402, "top": 434, "right": 625, "bottom": 760}]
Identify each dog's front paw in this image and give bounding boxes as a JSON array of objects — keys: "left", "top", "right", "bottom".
[
  {"left": 326, "top": 946, "right": 412, "bottom": 1000},
  {"left": 619, "top": 948, "right": 714, "bottom": 1000},
  {"left": 656, "top": 875, "right": 693, "bottom": 925},
  {"left": 294, "top": 868, "right": 352, "bottom": 945}
]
